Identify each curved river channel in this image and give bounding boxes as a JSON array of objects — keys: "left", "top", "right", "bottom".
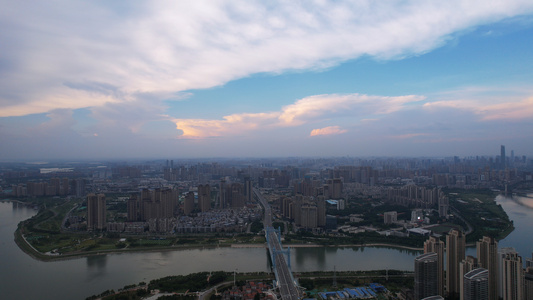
[{"left": 0, "top": 194, "right": 532, "bottom": 299}]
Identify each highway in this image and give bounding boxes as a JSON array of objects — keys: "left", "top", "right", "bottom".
[
  {"left": 254, "top": 188, "right": 272, "bottom": 228},
  {"left": 254, "top": 188, "right": 300, "bottom": 300}
]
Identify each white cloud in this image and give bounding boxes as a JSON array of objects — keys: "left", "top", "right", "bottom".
[
  {"left": 173, "top": 93, "right": 423, "bottom": 138},
  {"left": 310, "top": 126, "right": 347, "bottom": 137},
  {"left": 1, "top": 0, "right": 533, "bottom": 118},
  {"left": 424, "top": 87, "right": 533, "bottom": 121},
  {"left": 279, "top": 94, "right": 425, "bottom": 126}
]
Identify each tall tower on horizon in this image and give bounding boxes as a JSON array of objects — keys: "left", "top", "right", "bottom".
[
  {"left": 447, "top": 229, "right": 466, "bottom": 298},
  {"left": 501, "top": 145, "right": 506, "bottom": 169}
]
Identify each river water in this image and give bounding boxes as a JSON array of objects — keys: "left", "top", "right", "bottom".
[{"left": 0, "top": 194, "right": 531, "bottom": 300}]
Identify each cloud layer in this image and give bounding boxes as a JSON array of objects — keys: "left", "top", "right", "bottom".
[
  {"left": 1, "top": 1, "right": 533, "bottom": 159},
  {"left": 173, "top": 94, "right": 425, "bottom": 138},
  {"left": 2, "top": 0, "right": 533, "bottom": 118}
]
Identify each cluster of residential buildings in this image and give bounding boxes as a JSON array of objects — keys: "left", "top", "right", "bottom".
[
  {"left": 174, "top": 208, "right": 262, "bottom": 233},
  {"left": 221, "top": 281, "right": 273, "bottom": 300},
  {"left": 82, "top": 179, "right": 261, "bottom": 233},
  {"left": 11, "top": 177, "right": 86, "bottom": 197},
  {"left": 318, "top": 283, "right": 387, "bottom": 299},
  {"left": 412, "top": 232, "right": 533, "bottom": 300}
]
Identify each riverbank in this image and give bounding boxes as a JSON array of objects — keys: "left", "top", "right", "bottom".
[
  {"left": 14, "top": 225, "right": 241, "bottom": 262},
  {"left": 232, "top": 243, "right": 422, "bottom": 251},
  {"left": 16, "top": 224, "right": 423, "bottom": 262}
]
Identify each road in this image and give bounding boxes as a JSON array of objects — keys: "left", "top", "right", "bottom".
[
  {"left": 267, "top": 230, "right": 301, "bottom": 300},
  {"left": 254, "top": 188, "right": 300, "bottom": 300},
  {"left": 254, "top": 188, "right": 272, "bottom": 228}
]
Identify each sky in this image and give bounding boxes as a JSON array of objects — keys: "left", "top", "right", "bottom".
[{"left": 1, "top": 0, "right": 533, "bottom": 160}]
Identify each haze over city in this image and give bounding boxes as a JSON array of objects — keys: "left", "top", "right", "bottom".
[{"left": 1, "top": 1, "right": 533, "bottom": 160}]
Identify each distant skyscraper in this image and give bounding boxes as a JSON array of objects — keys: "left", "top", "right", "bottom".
[
  {"left": 501, "top": 145, "right": 506, "bottom": 169},
  {"left": 463, "top": 268, "right": 489, "bottom": 300},
  {"left": 424, "top": 236, "right": 445, "bottom": 297},
  {"left": 502, "top": 251, "right": 524, "bottom": 300},
  {"left": 476, "top": 236, "right": 498, "bottom": 300},
  {"left": 446, "top": 229, "right": 465, "bottom": 298},
  {"left": 87, "top": 193, "right": 106, "bottom": 230},
  {"left": 415, "top": 252, "right": 439, "bottom": 300}
]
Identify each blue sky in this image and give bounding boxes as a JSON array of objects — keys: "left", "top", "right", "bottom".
[{"left": 1, "top": 1, "right": 533, "bottom": 160}]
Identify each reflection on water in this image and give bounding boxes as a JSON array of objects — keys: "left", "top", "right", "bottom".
[
  {"left": 512, "top": 193, "right": 533, "bottom": 209},
  {"left": 496, "top": 194, "right": 533, "bottom": 265},
  {"left": 87, "top": 255, "right": 107, "bottom": 269},
  {"left": 87, "top": 255, "right": 108, "bottom": 282},
  {"left": 295, "top": 247, "right": 326, "bottom": 268}
]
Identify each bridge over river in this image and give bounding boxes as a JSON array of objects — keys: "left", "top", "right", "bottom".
[{"left": 254, "top": 188, "right": 301, "bottom": 300}]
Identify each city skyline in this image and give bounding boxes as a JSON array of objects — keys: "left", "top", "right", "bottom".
[{"left": 1, "top": 1, "right": 533, "bottom": 160}]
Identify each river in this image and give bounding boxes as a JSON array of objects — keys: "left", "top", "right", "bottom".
[{"left": 0, "top": 193, "right": 531, "bottom": 300}]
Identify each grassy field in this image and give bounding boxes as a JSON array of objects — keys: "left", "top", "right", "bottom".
[{"left": 446, "top": 189, "right": 514, "bottom": 242}]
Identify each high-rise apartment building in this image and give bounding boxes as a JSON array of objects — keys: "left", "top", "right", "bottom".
[
  {"left": 50, "top": 178, "right": 61, "bottom": 196},
  {"left": 438, "top": 195, "right": 449, "bottom": 218},
  {"left": 75, "top": 178, "right": 86, "bottom": 197},
  {"left": 415, "top": 252, "right": 439, "bottom": 299},
  {"left": 300, "top": 204, "right": 318, "bottom": 229},
  {"left": 460, "top": 256, "right": 479, "bottom": 300},
  {"left": 184, "top": 191, "right": 195, "bottom": 215},
  {"left": 498, "top": 247, "right": 516, "bottom": 299},
  {"left": 230, "top": 183, "right": 245, "bottom": 208},
  {"left": 198, "top": 184, "right": 211, "bottom": 212},
  {"left": 525, "top": 268, "right": 533, "bottom": 300},
  {"left": 325, "top": 178, "right": 343, "bottom": 199},
  {"left": 316, "top": 197, "right": 326, "bottom": 227},
  {"left": 502, "top": 251, "right": 524, "bottom": 300},
  {"left": 219, "top": 179, "right": 227, "bottom": 209},
  {"left": 476, "top": 236, "right": 498, "bottom": 300},
  {"left": 384, "top": 211, "right": 397, "bottom": 224},
  {"left": 446, "top": 229, "right": 465, "bottom": 298},
  {"left": 526, "top": 252, "right": 533, "bottom": 269},
  {"left": 463, "top": 268, "right": 489, "bottom": 300},
  {"left": 424, "top": 236, "right": 445, "bottom": 297},
  {"left": 87, "top": 193, "right": 106, "bottom": 230},
  {"left": 127, "top": 194, "right": 140, "bottom": 221},
  {"left": 244, "top": 177, "right": 252, "bottom": 203},
  {"left": 61, "top": 177, "right": 69, "bottom": 196}
]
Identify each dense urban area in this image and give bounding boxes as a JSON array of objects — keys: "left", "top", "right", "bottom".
[{"left": 2, "top": 146, "right": 533, "bottom": 300}]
